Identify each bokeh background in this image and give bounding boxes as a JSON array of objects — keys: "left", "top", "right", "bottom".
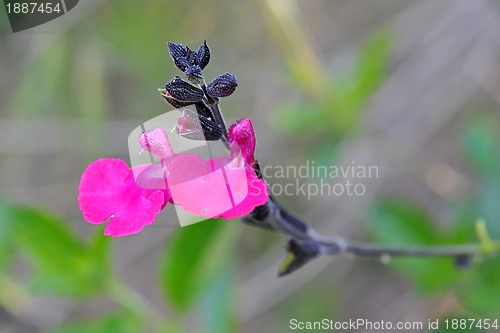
[{"left": 1, "top": 0, "right": 500, "bottom": 332}]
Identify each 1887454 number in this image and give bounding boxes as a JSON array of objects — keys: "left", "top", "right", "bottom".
[
  {"left": 6, "top": 1, "right": 61, "bottom": 14},
  {"left": 444, "top": 319, "right": 499, "bottom": 330}
]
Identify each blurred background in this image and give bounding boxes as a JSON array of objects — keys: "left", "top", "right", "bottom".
[{"left": 1, "top": 0, "right": 500, "bottom": 332}]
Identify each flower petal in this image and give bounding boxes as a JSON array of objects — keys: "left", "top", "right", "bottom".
[
  {"left": 139, "top": 128, "right": 176, "bottom": 161},
  {"left": 167, "top": 154, "right": 247, "bottom": 218},
  {"left": 217, "top": 166, "right": 269, "bottom": 220},
  {"left": 166, "top": 153, "right": 268, "bottom": 219},
  {"left": 78, "top": 158, "right": 169, "bottom": 237},
  {"left": 228, "top": 118, "right": 256, "bottom": 166}
]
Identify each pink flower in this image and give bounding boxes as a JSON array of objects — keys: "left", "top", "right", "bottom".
[
  {"left": 228, "top": 118, "right": 256, "bottom": 167},
  {"left": 140, "top": 119, "right": 268, "bottom": 218},
  {"left": 78, "top": 159, "right": 170, "bottom": 237},
  {"left": 78, "top": 118, "right": 268, "bottom": 237}
]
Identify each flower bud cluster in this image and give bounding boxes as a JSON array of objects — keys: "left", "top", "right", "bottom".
[{"left": 161, "top": 41, "right": 238, "bottom": 108}]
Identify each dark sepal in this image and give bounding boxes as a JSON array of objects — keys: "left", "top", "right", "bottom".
[
  {"left": 196, "top": 40, "right": 211, "bottom": 69},
  {"left": 167, "top": 41, "right": 189, "bottom": 72},
  {"left": 158, "top": 88, "right": 194, "bottom": 108},
  {"left": 185, "top": 65, "right": 204, "bottom": 84},
  {"left": 194, "top": 102, "right": 224, "bottom": 141},
  {"left": 241, "top": 202, "right": 275, "bottom": 230},
  {"left": 162, "top": 95, "right": 194, "bottom": 109},
  {"left": 165, "top": 76, "right": 204, "bottom": 102},
  {"left": 186, "top": 47, "right": 198, "bottom": 67},
  {"left": 207, "top": 73, "right": 237, "bottom": 98},
  {"left": 279, "top": 207, "right": 309, "bottom": 234},
  {"left": 278, "top": 238, "right": 321, "bottom": 277},
  {"left": 242, "top": 197, "right": 312, "bottom": 235},
  {"left": 194, "top": 101, "right": 214, "bottom": 119}
]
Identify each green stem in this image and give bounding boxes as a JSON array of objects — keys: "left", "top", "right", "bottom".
[
  {"left": 316, "top": 236, "right": 499, "bottom": 259},
  {"left": 475, "top": 218, "right": 499, "bottom": 254},
  {"left": 343, "top": 242, "right": 481, "bottom": 257}
]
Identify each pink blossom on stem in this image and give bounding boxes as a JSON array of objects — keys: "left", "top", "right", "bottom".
[
  {"left": 78, "top": 118, "right": 268, "bottom": 237},
  {"left": 78, "top": 158, "right": 170, "bottom": 237},
  {"left": 228, "top": 118, "right": 256, "bottom": 166}
]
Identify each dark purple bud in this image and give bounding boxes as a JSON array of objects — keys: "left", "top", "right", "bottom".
[
  {"left": 167, "top": 42, "right": 189, "bottom": 72},
  {"left": 167, "top": 42, "right": 187, "bottom": 59},
  {"left": 207, "top": 73, "right": 237, "bottom": 98},
  {"left": 186, "top": 47, "right": 198, "bottom": 67},
  {"left": 185, "top": 65, "right": 204, "bottom": 85},
  {"left": 158, "top": 88, "right": 194, "bottom": 108},
  {"left": 175, "top": 58, "right": 190, "bottom": 72},
  {"left": 454, "top": 255, "right": 472, "bottom": 269},
  {"left": 165, "top": 76, "right": 204, "bottom": 102},
  {"left": 162, "top": 95, "right": 194, "bottom": 109},
  {"left": 196, "top": 40, "right": 210, "bottom": 69}
]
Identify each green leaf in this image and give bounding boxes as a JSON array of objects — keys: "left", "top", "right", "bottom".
[
  {"left": 457, "top": 256, "right": 500, "bottom": 316},
  {"left": 273, "top": 30, "right": 391, "bottom": 138},
  {"left": 0, "top": 201, "right": 15, "bottom": 270},
  {"left": 88, "top": 226, "right": 112, "bottom": 278},
  {"left": 47, "top": 312, "right": 141, "bottom": 333},
  {"left": 199, "top": 266, "right": 237, "bottom": 333},
  {"left": 159, "top": 220, "right": 239, "bottom": 311},
  {"left": 271, "top": 102, "right": 327, "bottom": 134},
  {"left": 11, "top": 206, "right": 87, "bottom": 271},
  {"left": 327, "top": 31, "right": 391, "bottom": 133},
  {"left": 474, "top": 177, "right": 500, "bottom": 239},
  {"left": 371, "top": 201, "right": 437, "bottom": 246},
  {"left": 370, "top": 201, "right": 464, "bottom": 292},
  {"left": 461, "top": 114, "right": 500, "bottom": 174},
  {"left": 306, "top": 141, "right": 338, "bottom": 169},
  {"left": 10, "top": 206, "right": 109, "bottom": 297},
  {"left": 353, "top": 30, "right": 392, "bottom": 101}
]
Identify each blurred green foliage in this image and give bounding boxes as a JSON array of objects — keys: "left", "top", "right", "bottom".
[
  {"left": 0, "top": 1, "right": 250, "bottom": 331},
  {"left": 160, "top": 220, "right": 239, "bottom": 311},
  {"left": 273, "top": 31, "right": 391, "bottom": 138},
  {"left": 9, "top": 36, "right": 73, "bottom": 119},
  {"left": 198, "top": 266, "right": 236, "bottom": 333},
  {"left": 0, "top": 203, "right": 110, "bottom": 297},
  {"left": 370, "top": 201, "right": 466, "bottom": 293},
  {"left": 48, "top": 312, "right": 141, "bottom": 333},
  {"left": 271, "top": 30, "right": 391, "bottom": 167},
  {"left": 369, "top": 111, "right": 500, "bottom": 317},
  {"left": 0, "top": 199, "right": 241, "bottom": 332}
]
